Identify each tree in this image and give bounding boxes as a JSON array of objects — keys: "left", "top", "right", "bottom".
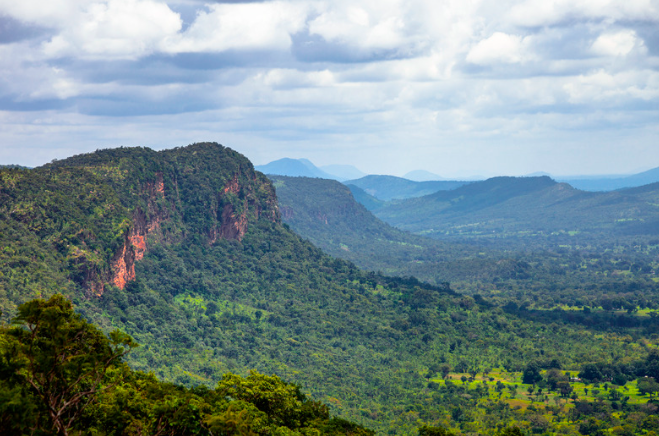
[
  {"left": 0, "top": 294, "right": 136, "bottom": 435},
  {"left": 498, "top": 427, "right": 524, "bottom": 436},
  {"left": 557, "top": 381, "right": 573, "bottom": 398},
  {"left": 523, "top": 363, "right": 542, "bottom": 385},
  {"left": 638, "top": 377, "right": 659, "bottom": 400},
  {"left": 419, "top": 425, "right": 455, "bottom": 436}
]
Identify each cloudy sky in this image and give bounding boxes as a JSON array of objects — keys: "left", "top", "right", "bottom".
[{"left": 0, "top": 0, "right": 658, "bottom": 177}]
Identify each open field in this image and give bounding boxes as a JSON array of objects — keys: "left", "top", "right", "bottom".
[{"left": 431, "top": 369, "right": 653, "bottom": 411}]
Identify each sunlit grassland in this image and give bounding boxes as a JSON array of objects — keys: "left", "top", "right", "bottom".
[{"left": 430, "top": 369, "right": 653, "bottom": 411}]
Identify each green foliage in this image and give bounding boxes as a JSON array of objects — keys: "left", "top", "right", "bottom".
[
  {"left": 0, "top": 294, "right": 135, "bottom": 435},
  {"left": 418, "top": 425, "right": 454, "bottom": 436},
  {"left": 0, "top": 295, "right": 372, "bottom": 436},
  {"left": 521, "top": 363, "right": 542, "bottom": 385},
  {"left": 4, "top": 145, "right": 659, "bottom": 434}
]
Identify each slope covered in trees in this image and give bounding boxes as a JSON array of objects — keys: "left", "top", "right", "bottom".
[
  {"left": 373, "top": 176, "right": 659, "bottom": 240},
  {"left": 2, "top": 144, "right": 659, "bottom": 434},
  {"left": 0, "top": 294, "right": 373, "bottom": 436},
  {"left": 270, "top": 175, "right": 480, "bottom": 274},
  {"left": 271, "top": 175, "right": 659, "bottom": 311}
]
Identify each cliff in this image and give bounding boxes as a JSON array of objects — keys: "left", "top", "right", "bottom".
[{"left": 0, "top": 142, "right": 280, "bottom": 299}]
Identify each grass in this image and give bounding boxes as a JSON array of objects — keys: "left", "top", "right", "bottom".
[{"left": 430, "top": 369, "right": 653, "bottom": 411}]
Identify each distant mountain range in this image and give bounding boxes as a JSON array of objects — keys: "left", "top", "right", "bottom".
[
  {"left": 372, "top": 176, "right": 659, "bottom": 240},
  {"left": 269, "top": 175, "right": 479, "bottom": 277},
  {"left": 403, "top": 170, "right": 444, "bottom": 181},
  {"left": 558, "top": 167, "right": 659, "bottom": 191},
  {"left": 345, "top": 175, "right": 469, "bottom": 201},
  {"left": 257, "top": 157, "right": 659, "bottom": 193},
  {"left": 319, "top": 164, "right": 366, "bottom": 180},
  {"left": 255, "top": 158, "right": 365, "bottom": 181}
]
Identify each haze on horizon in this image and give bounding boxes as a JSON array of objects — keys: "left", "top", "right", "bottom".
[{"left": 0, "top": 0, "right": 658, "bottom": 178}]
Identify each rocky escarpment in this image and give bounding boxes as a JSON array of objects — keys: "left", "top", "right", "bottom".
[
  {"left": 0, "top": 142, "right": 282, "bottom": 308},
  {"left": 102, "top": 145, "right": 280, "bottom": 293}
]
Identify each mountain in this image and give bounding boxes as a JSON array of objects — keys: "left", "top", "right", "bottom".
[
  {"left": 373, "top": 176, "right": 659, "bottom": 240},
  {"left": 270, "top": 175, "right": 478, "bottom": 278},
  {"left": 403, "top": 170, "right": 444, "bottom": 181},
  {"left": 320, "top": 164, "right": 366, "bottom": 180},
  {"left": 273, "top": 174, "right": 659, "bottom": 328},
  {"left": 2, "top": 144, "right": 656, "bottom": 435},
  {"left": 344, "top": 175, "right": 469, "bottom": 201},
  {"left": 559, "top": 166, "right": 659, "bottom": 191},
  {"left": 255, "top": 158, "right": 336, "bottom": 179}
]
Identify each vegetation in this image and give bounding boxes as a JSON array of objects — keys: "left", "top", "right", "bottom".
[
  {"left": 3, "top": 144, "right": 659, "bottom": 434},
  {"left": 273, "top": 176, "right": 659, "bottom": 312},
  {"left": 0, "top": 294, "right": 373, "bottom": 435},
  {"left": 372, "top": 176, "right": 659, "bottom": 239}
]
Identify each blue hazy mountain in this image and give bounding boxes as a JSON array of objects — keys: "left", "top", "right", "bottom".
[
  {"left": 403, "top": 170, "right": 445, "bottom": 181},
  {"left": 373, "top": 176, "right": 659, "bottom": 239},
  {"left": 256, "top": 158, "right": 365, "bottom": 181},
  {"left": 255, "top": 158, "right": 336, "bottom": 179},
  {"left": 344, "top": 175, "right": 469, "bottom": 201},
  {"left": 558, "top": 166, "right": 659, "bottom": 191}
]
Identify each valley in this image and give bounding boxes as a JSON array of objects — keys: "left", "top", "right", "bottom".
[{"left": 2, "top": 144, "right": 659, "bottom": 435}]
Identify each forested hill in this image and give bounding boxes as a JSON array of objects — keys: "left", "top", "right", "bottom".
[
  {"left": 2, "top": 144, "right": 658, "bottom": 434},
  {"left": 374, "top": 175, "right": 659, "bottom": 240},
  {"left": 270, "top": 175, "right": 482, "bottom": 278},
  {"left": 344, "top": 175, "right": 469, "bottom": 201},
  {"left": 1, "top": 143, "right": 280, "bottom": 309}
]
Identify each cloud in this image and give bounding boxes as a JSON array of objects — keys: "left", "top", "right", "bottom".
[
  {"left": 0, "top": 15, "right": 50, "bottom": 43},
  {"left": 41, "top": 0, "right": 182, "bottom": 59},
  {"left": 466, "top": 32, "right": 531, "bottom": 65},
  {"left": 509, "top": 0, "right": 659, "bottom": 28},
  {"left": 0, "top": 0, "right": 658, "bottom": 176},
  {"left": 591, "top": 30, "right": 645, "bottom": 56},
  {"left": 162, "top": 2, "right": 309, "bottom": 53},
  {"left": 564, "top": 69, "right": 659, "bottom": 104}
]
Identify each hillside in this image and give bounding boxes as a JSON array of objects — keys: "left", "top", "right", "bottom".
[
  {"left": 270, "top": 175, "right": 480, "bottom": 276},
  {"left": 272, "top": 175, "right": 659, "bottom": 311},
  {"left": 374, "top": 176, "right": 659, "bottom": 240},
  {"left": 2, "top": 144, "right": 658, "bottom": 434},
  {"left": 344, "top": 175, "right": 468, "bottom": 201},
  {"left": 346, "top": 184, "right": 385, "bottom": 211}
]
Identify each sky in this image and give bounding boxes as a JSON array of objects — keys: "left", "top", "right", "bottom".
[{"left": 0, "top": 0, "right": 658, "bottom": 178}]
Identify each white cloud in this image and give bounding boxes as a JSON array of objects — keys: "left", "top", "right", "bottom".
[
  {"left": 564, "top": 69, "right": 659, "bottom": 103},
  {"left": 1, "top": 0, "right": 659, "bottom": 176},
  {"left": 259, "top": 69, "right": 335, "bottom": 89},
  {"left": 509, "top": 0, "right": 659, "bottom": 27},
  {"left": 44, "top": 0, "right": 181, "bottom": 59},
  {"left": 591, "top": 30, "right": 644, "bottom": 57},
  {"left": 307, "top": 0, "right": 430, "bottom": 55},
  {"left": 163, "top": 2, "right": 309, "bottom": 53},
  {"left": 466, "top": 32, "right": 530, "bottom": 65},
  {"left": 0, "top": 0, "right": 93, "bottom": 28}
]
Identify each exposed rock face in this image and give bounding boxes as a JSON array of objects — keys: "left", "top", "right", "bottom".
[
  {"left": 218, "top": 203, "right": 248, "bottom": 240},
  {"left": 108, "top": 173, "right": 167, "bottom": 292},
  {"left": 110, "top": 232, "right": 137, "bottom": 291},
  {"left": 1, "top": 143, "right": 283, "bottom": 298}
]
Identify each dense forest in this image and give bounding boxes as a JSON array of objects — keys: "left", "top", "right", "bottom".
[
  {"left": 272, "top": 176, "right": 659, "bottom": 311},
  {"left": 0, "top": 294, "right": 374, "bottom": 435},
  {"left": 2, "top": 143, "right": 659, "bottom": 434}
]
